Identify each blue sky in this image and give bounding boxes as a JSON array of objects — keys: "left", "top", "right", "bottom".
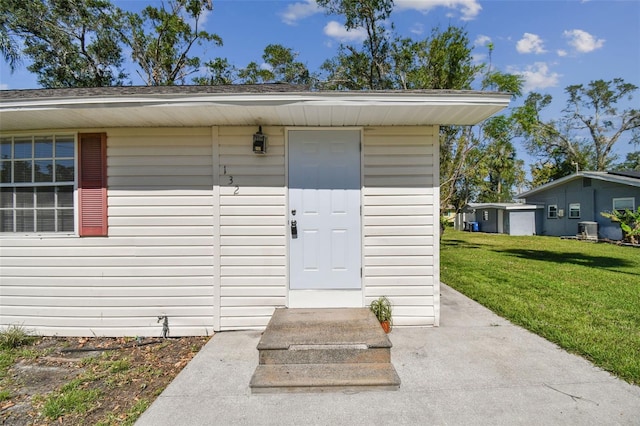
[{"left": 1, "top": 0, "right": 639, "bottom": 169}]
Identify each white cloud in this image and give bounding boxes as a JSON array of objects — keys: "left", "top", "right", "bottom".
[
  {"left": 324, "top": 21, "right": 367, "bottom": 43},
  {"left": 563, "top": 29, "right": 605, "bottom": 53},
  {"left": 281, "top": 0, "right": 322, "bottom": 26},
  {"left": 516, "top": 33, "right": 546, "bottom": 54},
  {"left": 472, "top": 53, "right": 487, "bottom": 64},
  {"left": 184, "top": 7, "right": 211, "bottom": 30},
  {"left": 0, "top": 84, "right": 8, "bottom": 90},
  {"left": 410, "top": 23, "right": 424, "bottom": 36},
  {"left": 556, "top": 49, "right": 568, "bottom": 57},
  {"left": 474, "top": 35, "right": 492, "bottom": 47},
  {"left": 395, "top": 0, "right": 482, "bottom": 21},
  {"left": 197, "top": 8, "right": 212, "bottom": 26},
  {"left": 510, "top": 62, "right": 561, "bottom": 92}
]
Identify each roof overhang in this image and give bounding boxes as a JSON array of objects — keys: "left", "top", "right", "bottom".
[
  {"left": 0, "top": 87, "right": 511, "bottom": 131},
  {"left": 517, "top": 171, "right": 640, "bottom": 199},
  {"left": 465, "top": 203, "right": 543, "bottom": 211}
]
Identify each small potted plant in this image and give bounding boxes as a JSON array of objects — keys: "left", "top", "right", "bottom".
[{"left": 369, "top": 296, "right": 392, "bottom": 333}]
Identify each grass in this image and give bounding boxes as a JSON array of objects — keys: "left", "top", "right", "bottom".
[
  {"left": 441, "top": 229, "right": 640, "bottom": 385},
  {"left": 95, "top": 399, "right": 151, "bottom": 426},
  {"left": 0, "top": 325, "right": 36, "bottom": 350},
  {"left": 41, "top": 379, "right": 101, "bottom": 420},
  {"left": 0, "top": 325, "right": 40, "bottom": 395}
]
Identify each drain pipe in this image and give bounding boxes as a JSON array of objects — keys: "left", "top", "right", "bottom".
[{"left": 157, "top": 316, "right": 169, "bottom": 338}]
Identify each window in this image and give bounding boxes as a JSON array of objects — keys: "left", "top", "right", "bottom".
[
  {"left": 0, "top": 135, "right": 75, "bottom": 233},
  {"left": 547, "top": 204, "right": 558, "bottom": 219},
  {"left": 482, "top": 210, "right": 489, "bottom": 221},
  {"left": 568, "top": 203, "right": 581, "bottom": 219},
  {"left": 613, "top": 197, "right": 635, "bottom": 213},
  {"left": 0, "top": 132, "right": 107, "bottom": 236}
]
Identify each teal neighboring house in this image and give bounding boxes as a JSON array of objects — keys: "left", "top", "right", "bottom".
[{"left": 517, "top": 171, "right": 640, "bottom": 240}]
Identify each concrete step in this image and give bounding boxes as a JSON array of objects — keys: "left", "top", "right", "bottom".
[
  {"left": 257, "top": 308, "right": 391, "bottom": 349},
  {"left": 259, "top": 343, "right": 390, "bottom": 365},
  {"left": 250, "top": 308, "right": 401, "bottom": 393},
  {"left": 249, "top": 363, "right": 401, "bottom": 394}
]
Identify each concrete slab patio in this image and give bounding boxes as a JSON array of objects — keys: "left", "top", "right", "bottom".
[{"left": 136, "top": 284, "right": 640, "bottom": 425}]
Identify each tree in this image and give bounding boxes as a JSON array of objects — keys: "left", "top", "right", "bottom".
[
  {"left": 0, "top": 0, "right": 126, "bottom": 87},
  {"left": 262, "top": 44, "right": 312, "bottom": 85},
  {"left": 514, "top": 92, "right": 589, "bottom": 185},
  {"left": 319, "top": 47, "right": 372, "bottom": 90},
  {"left": 566, "top": 79, "right": 640, "bottom": 170},
  {"left": 236, "top": 44, "right": 312, "bottom": 85},
  {"left": 193, "top": 57, "right": 237, "bottom": 85},
  {"left": 317, "top": 0, "right": 393, "bottom": 89},
  {"left": 237, "top": 61, "right": 273, "bottom": 84},
  {"left": 428, "top": 32, "right": 523, "bottom": 210},
  {"left": 0, "top": 15, "right": 21, "bottom": 72},
  {"left": 613, "top": 151, "right": 640, "bottom": 171},
  {"left": 393, "top": 26, "right": 482, "bottom": 211},
  {"left": 124, "top": 0, "right": 221, "bottom": 85},
  {"left": 516, "top": 79, "right": 640, "bottom": 176},
  {"left": 392, "top": 26, "right": 480, "bottom": 90},
  {"left": 477, "top": 115, "right": 526, "bottom": 202}
]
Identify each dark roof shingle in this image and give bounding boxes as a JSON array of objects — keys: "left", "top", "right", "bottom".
[{"left": 0, "top": 83, "right": 311, "bottom": 100}]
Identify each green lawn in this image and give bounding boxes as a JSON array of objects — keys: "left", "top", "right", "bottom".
[{"left": 440, "top": 229, "right": 640, "bottom": 385}]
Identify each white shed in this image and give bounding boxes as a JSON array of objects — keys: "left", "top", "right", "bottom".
[{"left": 0, "top": 85, "right": 510, "bottom": 336}]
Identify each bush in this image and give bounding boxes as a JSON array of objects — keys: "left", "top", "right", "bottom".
[
  {"left": 0, "top": 325, "right": 37, "bottom": 350},
  {"left": 601, "top": 207, "right": 640, "bottom": 244}
]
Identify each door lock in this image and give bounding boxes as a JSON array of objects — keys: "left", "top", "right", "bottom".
[{"left": 290, "top": 220, "right": 298, "bottom": 239}]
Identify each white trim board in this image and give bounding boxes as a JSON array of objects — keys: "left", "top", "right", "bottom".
[{"left": 289, "top": 290, "right": 363, "bottom": 308}]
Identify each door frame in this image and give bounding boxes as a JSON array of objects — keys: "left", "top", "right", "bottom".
[{"left": 285, "top": 127, "right": 365, "bottom": 308}]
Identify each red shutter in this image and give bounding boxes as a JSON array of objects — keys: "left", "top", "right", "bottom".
[{"left": 78, "top": 133, "right": 107, "bottom": 237}]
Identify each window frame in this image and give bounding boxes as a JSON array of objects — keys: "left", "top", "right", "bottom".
[
  {"left": 568, "top": 203, "right": 581, "bottom": 219},
  {"left": 482, "top": 210, "right": 489, "bottom": 221},
  {"left": 0, "top": 133, "right": 77, "bottom": 235},
  {"left": 613, "top": 197, "right": 635, "bottom": 213},
  {"left": 547, "top": 204, "right": 558, "bottom": 219}
]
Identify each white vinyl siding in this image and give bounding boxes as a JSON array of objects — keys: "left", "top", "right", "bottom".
[
  {"left": 362, "top": 126, "right": 439, "bottom": 327},
  {"left": 0, "top": 128, "right": 215, "bottom": 337},
  {"left": 1, "top": 125, "right": 441, "bottom": 335},
  {"left": 218, "top": 127, "right": 286, "bottom": 330}
]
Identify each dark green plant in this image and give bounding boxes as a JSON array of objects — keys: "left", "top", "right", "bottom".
[
  {"left": 369, "top": 296, "right": 392, "bottom": 323},
  {"left": 601, "top": 207, "right": 640, "bottom": 245}
]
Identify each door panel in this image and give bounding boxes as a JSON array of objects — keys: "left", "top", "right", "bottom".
[{"left": 289, "top": 130, "right": 361, "bottom": 290}]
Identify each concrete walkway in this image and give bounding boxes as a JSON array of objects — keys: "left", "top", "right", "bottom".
[{"left": 136, "top": 284, "right": 640, "bottom": 425}]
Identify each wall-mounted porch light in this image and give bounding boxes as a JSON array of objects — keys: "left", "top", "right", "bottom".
[{"left": 253, "top": 126, "right": 267, "bottom": 154}]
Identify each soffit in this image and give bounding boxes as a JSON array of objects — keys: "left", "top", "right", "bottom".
[{"left": 0, "top": 90, "right": 512, "bottom": 132}]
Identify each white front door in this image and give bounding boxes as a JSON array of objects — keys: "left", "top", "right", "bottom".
[{"left": 288, "top": 130, "right": 361, "bottom": 306}]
